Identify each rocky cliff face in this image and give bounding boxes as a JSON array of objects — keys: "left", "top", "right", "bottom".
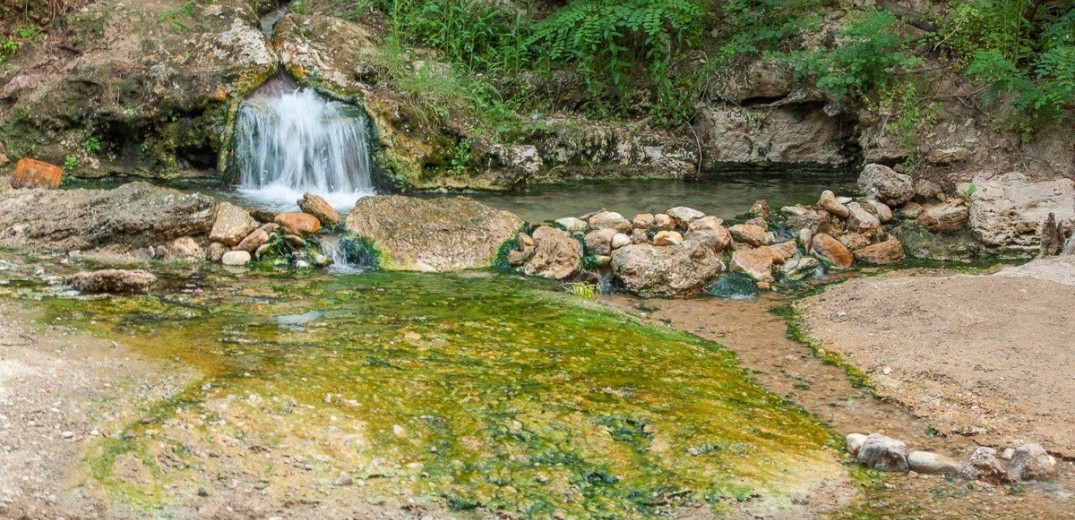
[{"left": 0, "top": 0, "right": 1071, "bottom": 194}]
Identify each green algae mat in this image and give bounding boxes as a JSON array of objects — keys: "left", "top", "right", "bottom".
[{"left": 43, "top": 271, "right": 842, "bottom": 518}]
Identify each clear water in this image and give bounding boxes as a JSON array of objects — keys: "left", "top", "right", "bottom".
[
  {"left": 233, "top": 76, "right": 375, "bottom": 212},
  {"left": 462, "top": 175, "right": 858, "bottom": 223}
]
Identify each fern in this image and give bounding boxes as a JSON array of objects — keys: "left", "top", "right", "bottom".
[{"left": 527, "top": 0, "right": 705, "bottom": 116}]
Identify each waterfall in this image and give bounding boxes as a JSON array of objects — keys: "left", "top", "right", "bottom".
[{"left": 234, "top": 76, "right": 375, "bottom": 212}]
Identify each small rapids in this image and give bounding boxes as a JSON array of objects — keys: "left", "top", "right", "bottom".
[{"left": 233, "top": 76, "right": 375, "bottom": 212}]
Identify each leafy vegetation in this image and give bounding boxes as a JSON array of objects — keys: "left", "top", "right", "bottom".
[{"left": 945, "top": 1, "right": 1075, "bottom": 134}]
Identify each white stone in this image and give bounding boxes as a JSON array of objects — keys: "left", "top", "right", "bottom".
[{"left": 222, "top": 250, "right": 251, "bottom": 266}]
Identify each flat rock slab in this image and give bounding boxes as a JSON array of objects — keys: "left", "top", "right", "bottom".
[
  {"left": 800, "top": 257, "right": 1075, "bottom": 456},
  {"left": 345, "top": 195, "right": 523, "bottom": 271},
  {"left": 68, "top": 269, "right": 157, "bottom": 294},
  {"left": 0, "top": 182, "right": 217, "bottom": 252}
]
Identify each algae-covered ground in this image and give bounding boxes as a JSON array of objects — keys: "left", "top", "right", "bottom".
[{"left": 33, "top": 269, "right": 845, "bottom": 518}]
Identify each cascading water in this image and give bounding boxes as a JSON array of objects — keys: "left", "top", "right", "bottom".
[{"left": 233, "top": 75, "right": 375, "bottom": 212}]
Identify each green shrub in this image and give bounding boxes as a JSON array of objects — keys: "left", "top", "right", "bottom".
[
  {"left": 526, "top": 0, "right": 705, "bottom": 117},
  {"left": 942, "top": 1, "right": 1075, "bottom": 134},
  {"left": 790, "top": 11, "right": 921, "bottom": 100}
]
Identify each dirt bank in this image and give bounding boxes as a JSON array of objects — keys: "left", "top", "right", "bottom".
[
  {"left": 800, "top": 257, "right": 1075, "bottom": 456},
  {"left": 604, "top": 280, "right": 1075, "bottom": 518}
]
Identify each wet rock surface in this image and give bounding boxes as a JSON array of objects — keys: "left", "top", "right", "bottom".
[
  {"left": 0, "top": 182, "right": 216, "bottom": 252},
  {"left": 345, "top": 195, "right": 523, "bottom": 271},
  {"left": 67, "top": 269, "right": 157, "bottom": 294}
]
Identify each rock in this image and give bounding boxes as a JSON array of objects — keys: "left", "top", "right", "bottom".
[
  {"left": 666, "top": 207, "right": 706, "bottom": 228},
  {"left": 207, "top": 242, "right": 227, "bottom": 262},
  {"left": 250, "top": 208, "right": 278, "bottom": 224},
  {"left": 917, "top": 203, "right": 969, "bottom": 233},
  {"left": 298, "top": 193, "right": 342, "bottom": 228},
  {"left": 782, "top": 256, "right": 820, "bottom": 280},
  {"left": 163, "top": 237, "right": 204, "bottom": 263},
  {"left": 334, "top": 472, "right": 353, "bottom": 487},
  {"left": 859, "top": 164, "right": 914, "bottom": 206},
  {"left": 728, "top": 224, "right": 769, "bottom": 247},
  {"left": 237, "top": 229, "right": 271, "bottom": 253},
  {"left": 732, "top": 247, "right": 776, "bottom": 282},
  {"left": 864, "top": 199, "right": 893, "bottom": 223},
  {"left": 11, "top": 158, "right": 62, "bottom": 189},
  {"left": 210, "top": 202, "right": 258, "bottom": 247},
  {"left": 856, "top": 433, "right": 909, "bottom": 473},
  {"left": 961, "top": 447, "right": 1013, "bottom": 484},
  {"left": 899, "top": 204, "right": 924, "bottom": 224},
  {"left": 970, "top": 172, "right": 1075, "bottom": 252},
  {"left": 688, "top": 218, "right": 732, "bottom": 252},
  {"left": 584, "top": 229, "right": 619, "bottom": 256},
  {"left": 587, "top": 211, "right": 632, "bottom": 233},
  {"left": 68, "top": 269, "right": 156, "bottom": 294},
  {"left": 838, "top": 232, "right": 873, "bottom": 252},
  {"left": 1002, "top": 448, "right": 1016, "bottom": 460},
  {"left": 632, "top": 213, "right": 656, "bottom": 229},
  {"left": 846, "top": 202, "right": 881, "bottom": 232},
  {"left": 630, "top": 228, "right": 650, "bottom": 244},
  {"left": 523, "top": 226, "right": 582, "bottom": 280},
  {"left": 653, "top": 230, "right": 684, "bottom": 246},
  {"left": 0, "top": 182, "right": 217, "bottom": 252},
  {"left": 908, "top": 451, "right": 961, "bottom": 476},
  {"left": 846, "top": 433, "right": 868, "bottom": 456},
  {"left": 914, "top": 179, "right": 942, "bottom": 201},
  {"left": 811, "top": 233, "right": 853, "bottom": 267},
  {"left": 222, "top": 250, "right": 252, "bottom": 266},
  {"left": 654, "top": 214, "right": 676, "bottom": 230},
  {"left": 275, "top": 212, "right": 322, "bottom": 237},
  {"left": 697, "top": 105, "right": 853, "bottom": 168},
  {"left": 254, "top": 244, "right": 272, "bottom": 260},
  {"left": 749, "top": 199, "right": 770, "bottom": 219},
  {"left": 854, "top": 238, "right": 906, "bottom": 265},
  {"left": 769, "top": 241, "right": 798, "bottom": 262},
  {"left": 554, "top": 217, "right": 588, "bottom": 233},
  {"left": 611, "top": 237, "right": 724, "bottom": 298},
  {"left": 1008, "top": 444, "right": 1057, "bottom": 481},
  {"left": 818, "top": 190, "right": 850, "bottom": 218},
  {"left": 506, "top": 246, "right": 534, "bottom": 266},
  {"left": 782, "top": 205, "right": 812, "bottom": 217},
  {"left": 610, "top": 232, "right": 631, "bottom": 250},
  {"left": 346, "top": 195, "right": 522, "bottom": 269},
  {"left": 283, "top": 234, "right": 306, "bottom": 248}
]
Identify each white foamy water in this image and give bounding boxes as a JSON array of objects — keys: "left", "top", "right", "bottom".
[{"left": 233, "top": 77, "right": 375, "bottom": 212}]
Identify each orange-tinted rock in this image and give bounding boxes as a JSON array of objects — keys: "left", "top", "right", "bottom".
[
  {"left": 854, "top": 238, "right": 906, "bottom": 265},
  {"left": 732, "top": 247, "right": 776, "bottom": 282},
  {"left": 298, "top": 192, "right": 342, "bottom": 227},
  {"left": 11, "top": 158, "right": 62, "bottom": 189},
  {"left": 275, "top": 212, "right": 321, "bottom": 236},
  {"left": 811, "top": 232, "right": 853, "bottom": 268}
]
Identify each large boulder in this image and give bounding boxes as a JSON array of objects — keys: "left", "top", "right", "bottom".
[
  {"left": 970, "top": 172, "right": 1075, "bottom": 252},
  {"left": 345, "top": 195, "right": 523, "bottom": 271},
  {"left": 611, "top": 236, "right": 724, "bottom": 298},
  {"left": 523, "top": 226, "right": 582, "bottom": 280},
  {"left": 68, "top": 269, "right": 157, "bottom": 294},
  {"left": 858, "top": 164, "right": 914, "bottom": 206},
  {"left": 0, "top": 182, "right": 216, "bottom": 252}
]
